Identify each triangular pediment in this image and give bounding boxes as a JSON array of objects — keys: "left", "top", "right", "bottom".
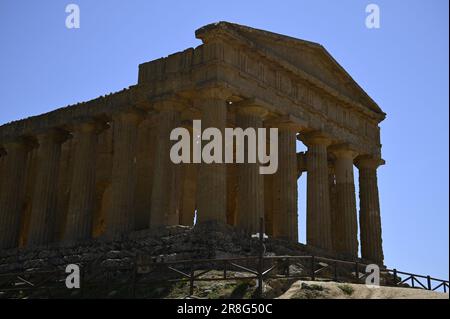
[{"left": 196, "top": 22, "right": 383, "bottom": 115}]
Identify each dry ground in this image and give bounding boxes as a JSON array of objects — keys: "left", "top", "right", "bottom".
[{"left": 277, "top": 280, "right": 449, "bottom": 299}]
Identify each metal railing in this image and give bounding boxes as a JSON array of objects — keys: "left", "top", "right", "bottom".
[{"left": 0, "top": 253, "right": 448, "bottom": 298}]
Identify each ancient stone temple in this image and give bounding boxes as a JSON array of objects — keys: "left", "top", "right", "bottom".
[{"left": 0, "top": 22, "right": 386, "bottom": 264}]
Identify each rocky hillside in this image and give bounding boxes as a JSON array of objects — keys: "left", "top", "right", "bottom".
[
  {"left": 0, "top": 222, "right": 441, "bottom": 299},
  {"left": 0, "top": 222, "right": 361, "bottom": 274},
  {"left": 139, "top": 275, "right": 449, "bottom": 299}
]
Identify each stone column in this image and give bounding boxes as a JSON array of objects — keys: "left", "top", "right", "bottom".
[
  {"left": 330, "top": 145, "right": 358, "bottom": 259},
  {"left": 264, "top": 174, "right": 273, "bottom": 236},
  {"left": 19, "top": 147, "right": 38, "bottom": 247},
  {"left": 135, "top": 114, "right": 157, "bottom": 230},
  {"left": 0, "top": 149, "right": 4, "bottom": 220},
  {"left": 92, "top": 124, "right": 113, "bottom": 238},
  {"left": 106, "top": 109, "right": 143, "bottom": 239},
  {"left": 301, "top": 132, "right": 332, "bottom": 251},
  {"left": 178, "top": 118, "right": 199, "bottom": 226},
  {"left": 235, "top": 106, "right": 267, "bottom": 234},
  {"left": 64, "top": 121, "right": 102, "bottom": 243},
  {"left": 272, "top": 125, "right": 298, "bottom": 241},
  {"left": 179, "top": 162, "right": 198, "bottom": 226},
  {"left": 54, "top": 138, "right": 75, "bottom": 241},
  {"left": 0, "top": 148, "right": 5, "bottom": 191},
  {"left": 150, "top": 100, "right": 184, "bottom": 226},
  {"left": 0, "top": 147, "right": 4, "bottom": 161},
  {"left": 226, "top": 163, "right": 238, "bottom": 226},
  {"left": 328, "top": 164, "right": 338, "bottom": 251},
  {"left": 28, "top": 129, "right": 67, "bottom": 246},
  {"left": 195, "top": 89, "right": 228, "bottom": 224},
  {"left": 0, "top": 139, "right": 29, "bottom": 249},
  {"left": 356, "top": 155, "right": 384, "bottom": 265}
]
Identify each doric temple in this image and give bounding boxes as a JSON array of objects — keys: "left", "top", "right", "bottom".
[{"left": 0, "top": 22, "right": 386, "bottom": 264}]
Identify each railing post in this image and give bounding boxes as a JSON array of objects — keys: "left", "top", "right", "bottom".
[
  {"left": 286, "top": 258, "right": 290, "bottom": 277},
  {"left": 427, "top": 276, "right": 432, "bottom": 291},
  {"left": 355, "top": 262, "right": 359, "bottom": 281},
  {"left": 311, "top": 256, "right": 315, "bottom": 281},
  {"left": 333, "top": 261, "right": 338, "bottom": 282},
  {"left": 79, "top": 266, "right": 84, "bottom": 299},
  {"left": 189, "top": 270, "right": 195, "bottom": 296},
  {"left": 411, "top": 276, "right": 415, "bottom": 288},
  {"left": 131, "top": 258, "right": 137, "bottom": 298},
  {"left": 393, "top": 268, "right": 398, "bottom": 286},
  {"left": 223, "top": 261, "right": 227, "bottom": 279},
  {"left": 257, "top": 217, "right": 264, "bottom": 299}
]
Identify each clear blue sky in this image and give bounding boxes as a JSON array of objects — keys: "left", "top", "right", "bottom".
[{"left": 0, "top": 1, "right": 448, "bottom": 280}]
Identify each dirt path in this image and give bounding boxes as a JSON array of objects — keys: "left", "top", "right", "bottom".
[{"left": 277, "top": 280, "right": 449, "bottom": 299}]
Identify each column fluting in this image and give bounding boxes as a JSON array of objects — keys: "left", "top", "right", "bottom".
[
  {"left": 272, "top": 125, "right": 298, "bottom": 241},
  {"left": 64, "top": 121, "right": 102, "bottom": 242},
  {"left": 106, "top": 110, "right": 143, "bottom": 239},
  {"left": 235, "top": 106, "right": 267, "bottom": 234},
  {"left": 301, "top": 132, "right": 333, "bottom": 250},
  {"left": 150, "top": 101, "right": 183, "bottom": 226},
  {"left": 330, "top": 145, "right": 358, "bottom": 259},
  {"left": 28, "top": 129, "right": 67, "bottom": 246},
  {"left": 0, "top": 139, "right": 29, "bottom": 249},
  {"left": 195, "top": 90, "right": 228, "bottom": 224},
  {"left": 356, "top": 155, "right": 384, "bottom": 265}
]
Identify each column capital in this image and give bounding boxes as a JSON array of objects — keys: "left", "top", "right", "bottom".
[
  {"left": 70, "top": 118, "right": 109, "bottom": 135},
  {"left": 327, "top": 157, "right": 335, "bottom": 171},
  {"left": 133, "top": 85, "right": 153, "bottom": 110},
  {"left": 181, "top": 107, "right": 202, "bottom": 122},
  {"left": 265, "top": 114, "right": 307, "bottom": 132},
  {"left": 153, "top": 94, "right": 190, "bottom": 113},
  {"left": 355, "top": 155, "right": 385, "bottom": 169},
  {"left": 1, "top": 136, "right": 32, "bottom": 151},
  {"left": 112, "top": 107, "right": 146, "bottom": 124},
  {"left": 192, "top": 86, "right": 233, "bottom": 101},
  {"left": 329, "top": 143, "right": 359, "bottom": 160},
  {"left": 300, "top": 131, "right": 332, "bottom": 147},
  {"left": 233, "top": 99, "right": 268, "bottom": 119},
  {"left": 136, "top": 110, "right": 160, "bottom": 129},
  {"left": 35, "top": 128, "right": 70, "bottom": 145}
]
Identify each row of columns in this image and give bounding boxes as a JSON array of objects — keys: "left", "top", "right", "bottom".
[
  {"left": 301, "top": 137, "right": 384, "bottom": 264},
  {"left": 0, "top": 94, "right": 384, "bottom": 264}
]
